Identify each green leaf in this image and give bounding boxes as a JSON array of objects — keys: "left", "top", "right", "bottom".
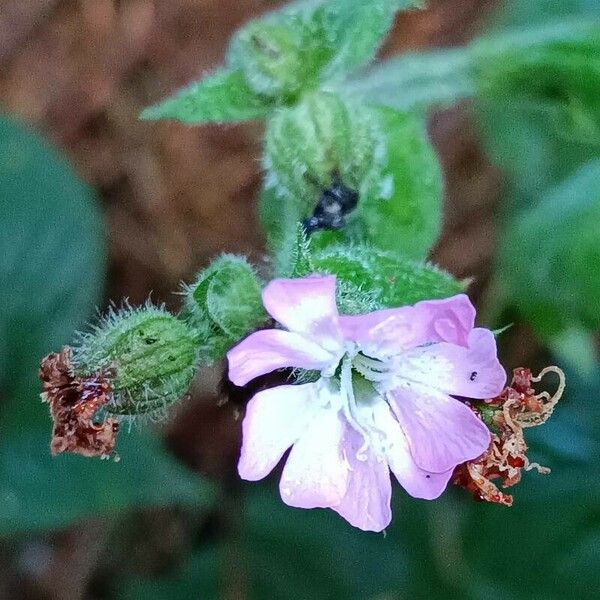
[
  {"left": 500, "top": 161, "right": 600, "bottom": 340},
  {"left": 0, "top": 116, "right": 213, "bottom": 535},
  {"left": 339, "top": 46, "right": 476, "bottom": 112},
  {"left": 474, "top": 20, "right": 600, "bottom": 149},
  {"left": 140, "top": 69, "right": 273, "bottom": 124},
  {"left": 321, "top": 0, "right": 422, "bottom": 81},
  {"left": 354, "top": 106, "right": 443, "bottom": 259},
  {"left": 0, "top": 115, "right": 105, "bottom": 430},
  {"left": 0, "top": 430, "right": 214, "bottom": 535}
]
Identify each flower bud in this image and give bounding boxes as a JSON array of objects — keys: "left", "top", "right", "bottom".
[
  {"left": 74, "top": 305, "right": 197, "bottom": 418},
  {"left": 228, "top": 19, "right": 324, "bottom": 102},
  {"left": 264, "top": 92, "right": 384, "bottom": 207},
  {"left": 309, "top": 244, "right": 465, "bottom": 309},
  {"left": 183, "top": 255, "right": 267, "bottom": 361}
]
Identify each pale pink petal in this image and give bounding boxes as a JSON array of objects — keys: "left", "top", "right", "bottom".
[
  {"left": 415, "top": 294, "right": 476, "bottom": 347},
  {"left": 339, "top": 294, "right": 475, "bottom": 357},
  {"left": 227, "top": 329, "right": 336, "bottom": 386},
  {"left": 388, "top": 385, "right": 490, "bottom": 473},
  {"left": 262, "top": 276, "right": 342, "bottom": 349},
  {"left": 340, "top": 306, "right": 416, "bottom": 357},
  {"left": 279, "top": 407, "right": 349, "bottom": 509},
  {"left": 372, "top": 403, "right": 453, "bottom": 499},
  {"left": 391, "top": 328, "right": 506, "bottom": 400},
  {"left": 331, "top": 425, "right": 392, "bottom": 532},
  {"left": 238, "top": 383, "right": 320, "bottom": 481}
]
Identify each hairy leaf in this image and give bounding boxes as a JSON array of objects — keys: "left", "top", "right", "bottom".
[{"left": 140, "top": 69, "right": 273, "bottom": 124}]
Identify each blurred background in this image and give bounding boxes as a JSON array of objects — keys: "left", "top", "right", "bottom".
[{"left": 0, "top": 0, "right": 598, "bottom": 598}]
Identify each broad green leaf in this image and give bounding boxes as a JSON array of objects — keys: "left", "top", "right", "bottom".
[
  {"left": 140, "top": 69, "right": 273, "bottom": 124},
  {"left": 474, "top": 20, "right": 600, "bottom": 149},
  {"left": 339, "top": 47, "right": 476, "bottom": 112},
  {"left": 0, "top": 431, "right": 214, "bottom": 535},
  {"left": 0, "top": 115, "right": 105, "bottom": 430},
  {"left": 500, "top": 161, "right": 600, "bottom": 339},
  {"left": 474, "top": 16, "right": 600, "bottom": 199},
  {"left": 354, "top": 105, "right": 443, "bottom": 259},
  {"left": 0, "top": 116, "right": 214, "bottom": 535}
]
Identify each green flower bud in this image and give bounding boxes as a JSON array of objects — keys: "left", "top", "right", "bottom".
[
  {"left": 262, "top": 92, "right": 386, "bottom": 274},
  {"left": 74, "top": 305, "right": 198, "bottom": 418},
  {"left": 265, "top": 92, "right": 384, "bottom": 209},
  {"left": 183, "top": 255, "right": 267, "bottom": 361},
  {"left": 227, "top": 13, "right": 332, "bottom": 103},
  {"left": 309, "top": 244, "right": 465, "bottom": 309}
]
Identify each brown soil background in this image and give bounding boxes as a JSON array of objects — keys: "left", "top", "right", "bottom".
[{"left": 0, "top": 2, "right": 522, "bottom": 598}]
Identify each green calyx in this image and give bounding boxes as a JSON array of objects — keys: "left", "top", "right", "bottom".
[
  {"left": 262, "top": 95, "right": 444, "bottom": 274},
  {"left": 183, "top": 255, "right": 267, "bottom": 362},
  {"left": 74, "top": 305, "right": 198, "bottom": 418},
  {"left": 228, "top": 18, "right": 332, "bottom": 103},
  {"left": 262, "top": 92, "right": 385, "bottom": 273},
  {"left": 265, "top": 91, "right": 383, "bottom": 208},
  {"left": 287, "top": 229, "right": 464, "bottom": 313}
]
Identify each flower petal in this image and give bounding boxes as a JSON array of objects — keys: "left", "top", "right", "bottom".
[
  {"left": 388, "top": 385, "right": 491, "bottom": 473},
  {"left": 414, "top": 294, "right": 476, "bottom": 347},
  {"left": 372, "top": 403, "right": 453, "bottom": 499},
  {"left": 340, "top": 294, "right": 475, "bottom": 357},
  {"left": 227, "top": 329, "right": 336, "bottom": 386},
  {"left": 391, "top": 328, "right": 506, "bottom": 400},
  {"left": 279, "top": 406, "right": 349, "bottom": 509},
  {"left": 238, "top": 383, "right": 321, "bottom": 481},
  {"left": 331, "top": 424, "right": 392, "bottom": 532},
  {"left": 262, "top": 276, "right": 342, "bottom": 350}
]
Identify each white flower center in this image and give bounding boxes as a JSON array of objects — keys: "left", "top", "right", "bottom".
[{"left": 321, "top": 345, "right": 395, "bottom": 461}]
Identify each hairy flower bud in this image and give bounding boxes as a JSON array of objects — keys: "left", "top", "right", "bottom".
[
  {"left": 288, "top": 237, "right": 465, "bottom": 311},
  {"left": 264, "top": 92, "right": 384, "bottom": 209},
  {"left": 183, "top": 255, "right": 267, "bottom": 362},
  {"left": 74, "top": 305, "right": 198, "bottom": 418},
  {"left": 228, "top": 21, "right": 311, "bottom": 102}
]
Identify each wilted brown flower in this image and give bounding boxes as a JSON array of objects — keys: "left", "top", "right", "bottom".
[
  {"left": 454, "top": 366, "right": 565, "bottom": 506},
  {"left": 39, "top": 348, "right": 119, "bottom": 460}
]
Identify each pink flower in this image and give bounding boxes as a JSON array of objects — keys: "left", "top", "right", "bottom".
[{"left": 227, "top": 275, "right": 506, "bottom": 532}]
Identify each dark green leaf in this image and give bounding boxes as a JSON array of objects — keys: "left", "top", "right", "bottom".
[
  {"left": 0, "top": 431, "right": 214, "bottom": 535},
  {"left": 339, "top": 47, "right": 476, "bottom": 112},
  {"left": 500, "top": 161, "right": 600, "bottom": 339},
  {"left": 0, "top": 115, "right": 105, "bottom": 430}
]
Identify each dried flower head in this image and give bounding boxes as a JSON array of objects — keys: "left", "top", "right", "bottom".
[
  {"left": 453, "top": 366, "right": 565, "bottom": 506},
  {"left": 39, "top": 347, "right": 119, "bottom": 460}
]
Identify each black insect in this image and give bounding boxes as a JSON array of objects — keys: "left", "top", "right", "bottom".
[{"left": 302, "top": 173, "right": 359, "bottom": 235}]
